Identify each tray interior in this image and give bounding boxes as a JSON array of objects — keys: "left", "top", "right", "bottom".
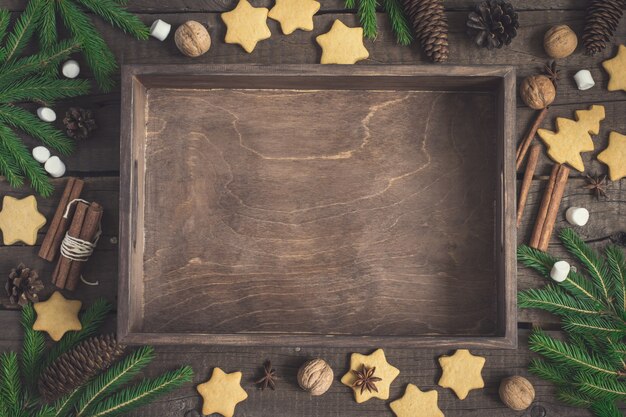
[{"left": 135, "top": 74, "right": 502, "bottom": 339}]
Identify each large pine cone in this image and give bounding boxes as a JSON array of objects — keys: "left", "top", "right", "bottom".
[
  {"left": 38, "top": 334, "right": 125, "bottom": 402},
  {"left": 63, "top": 107, "right": 97, "bottom": 140},
  {"left": 583, "top": 0, "right": 625, "bottom": 55},
  {"left": 4, "top": 263, "right": 43, "bottom": 308},
  {"left": 402, "top": 0, "right": 449, "bottom": 63},
  {"left": 467, "top": 0, "right": 519, "bottom": 50}
]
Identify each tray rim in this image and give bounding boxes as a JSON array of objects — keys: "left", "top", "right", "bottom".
[{"left": 118, "top": 64, "right": 517, "bottom": 349}]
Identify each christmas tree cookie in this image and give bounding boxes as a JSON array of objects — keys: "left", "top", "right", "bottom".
[
  {"left": 197, "top": 367, "right": 248, "bottom": 417},
  {"left": 438, "top": 349, "right": 485, "bottom": 400},
  {"left": 341, "top": 348, "right": 399, "bottom": 403},
  {"left": 316, "top": 20, "right": 369, "bottom": 64},
  {"left": 268, "top": 0, "right": 320, "bottom": 35},
  {"left": 222, "top": 0, "right": 271, "bottom": 53},
  {"left": 598, "top": 131, "right": 626, "bottom": 181},
  {"left": 0, "top": 195, "right": 46, "bottom": 245}
]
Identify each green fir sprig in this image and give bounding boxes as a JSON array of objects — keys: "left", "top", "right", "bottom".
[
  {"left": 0, "top": 301, "right": 193, "bottom": 417},
  {"left": 347, "top": 0, "right": 413, "bottom": 45},
  {"left": 519, "top": 228, "right": 626, "bottom": 417}
]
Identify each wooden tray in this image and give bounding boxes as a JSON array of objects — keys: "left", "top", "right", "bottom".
[{"left": 119, "top": 65, "right": 517, "bottom": 348}]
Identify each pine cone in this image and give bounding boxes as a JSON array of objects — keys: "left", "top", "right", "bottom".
[
  {"left": 402, "top": 0, "right": 449, "bottom": 63},
  {"left": 38, "top": 334, "right": 125, "bottom": 402},
  {"left": 466, "top": 0, "right": 519, "bottom": 50},
  {"left": 4, "top": 263, "right": 43, "bottom": 308},
  {"left": 583, "top": 0, "right": 625, "bottom": 55},
  {"left": 63, "top": 107, "right": 97, "bottom": 140}
]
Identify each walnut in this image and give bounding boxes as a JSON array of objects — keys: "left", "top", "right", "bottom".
[
  {"left": 520, "top": 75, "right": 556, "bottom": 110},
  {"left": 174, "top": 21, "right": 211, "bottom": 57},
  {"left": 297, "top": 359, "right": 334, "bottom": 396},
  {"left": 499, "top": 376, "right": 535, "bottom": 411},
  {"left": 544, "top": 25, "right": 578, "bottom": 59}
]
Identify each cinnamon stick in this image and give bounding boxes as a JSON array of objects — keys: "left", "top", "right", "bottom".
[
  {"left": 53, "top": 201, "right": 89, "bottom": 288},
  {"left": 516, "top": 107, "right": 549, "bottom": 171},
  {"left": 66, "top": 203, "right": 103, "bottom": 291},
  {"left": 517, "top": 144, "right": 541, "bottom": 227},
  {"left": 529, "top": 164, "right": 570, "bottom": 251},
  {"left": 537, "top": 165, "right": 570, "bottom": 252},
  {"left": 529, "top": 164, "right": 559, "bottom": 249},
  {"left": 39, "top": 177, "right": 84, "bottom": 261}
]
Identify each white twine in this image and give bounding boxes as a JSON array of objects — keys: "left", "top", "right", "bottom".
[
  {"left": 60, "top": 230, "right": 101, "bottom": 262},
  {"left": 63, "top": 198, "right": 91, "bottom": 219}
]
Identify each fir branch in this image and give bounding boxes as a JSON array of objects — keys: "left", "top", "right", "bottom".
[
  {"left": 382, "top": 0, "right": 413, "bottom": 45},
  {"left": 0, "top": 137, "right": 24, "bottom": 189},
  {"left": 345, "top": 0, "right": 356, "bottom": 8},
  {"left": 52, "top": 388, "right": 85, "bottom": 417},
  {"left": 83, "top": 366, "right": 193, "bottom": 417},
  {"left": 74, "top": 0, "right": 149, "bottom": 40},
  {"left": 528, "top": 329, "right": 620, "bottom": 377},
  {"left": 0, "top": 9, "right": 10, "bottom": 48},
  {"left": 0, "top": 0, "right": 42, "bottom": 63},
  {"left": 0, "top": 352, "right": 22, "bottom": 416},
  {"left": 560, "top": 228, "right": 612, "bottom": 304},
  {"left": 562, "top": 315, "right": 625, "bottom": 339},
  {"left": 21, "top": 303, "right": 46, "bottom": 396},
  {"left": 606, "top": 244, "right": 626, "bottom": 315},
  {"left": 0, "top": 123, "right": 52, "bottom": 196},
  {"left": 0, "top": 77, "right": 89, "bottom": 104},
  {"left": 518, "top": 285, "right": 602, "bottom": 317},
  {"left": 577, "top": 373, "right": 626, "bottom": 399},
  {"left": 0, "top": 105, "right": 74, "bottom": 155},
  {"left": 43, "top": 299, "right": 111, "bottom": 369},
  {"left": 528, "top": 358, "right": 571, "bottom": 385},
  {"left": 56, "top": 0, "right": 118, "bottom": 91},
  {"left": 76, "top": 346, "right": 156, "bottom": 417},
  {"left": 37, "top": 0, "right": 58, "bottom": 53},
  {"left": 33, "top": 405, "right": 56, "bottom": 417},
  {"left": 590, "top": 400, "right": 623, "bottom": 417},
  {"left": 557, "top": 387, "right": 594, "bottom": 408},
  {"left": 357, "top": 0, "right": 379, "bottom": 39}
]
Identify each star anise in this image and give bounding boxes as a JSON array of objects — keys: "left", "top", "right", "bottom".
[
  {"left": 351, "top": 365, "right": 382, "bottom": 394},
  {"left": 255, "top": 360, "right": 277, "bottom": 390},
  {"left": 583, "top": 174, "right": 608, "bottom": 200},
  {"left": 544, "top": 60, "right": 560, "bottom": 89}
]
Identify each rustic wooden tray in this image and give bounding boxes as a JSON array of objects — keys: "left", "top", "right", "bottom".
[{"left": 119, "top": 64, "right": 516, "bottom": 348}]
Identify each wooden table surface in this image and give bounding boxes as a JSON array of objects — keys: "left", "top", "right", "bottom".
[{"left": 1, "top": 1, "right": 625, "bottom": 416}]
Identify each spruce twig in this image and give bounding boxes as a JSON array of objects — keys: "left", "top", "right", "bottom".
[{"left": 21, "top": 303, "right": 46, "bottom": 396}]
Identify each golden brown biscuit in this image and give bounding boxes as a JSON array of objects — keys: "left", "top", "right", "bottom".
[
  {"left": 33, "top": 292, "right": 82, "bottom": 341},
  {"left": 602, "top": 44, "right": 626, "bottom": 92},
  {"left": 598, "top": 131, "right": 626, "bottom": 181},
  {"left": 268, "top": 0, "right": 320, "bottom": 35},
  {"left": 0, "top": 195, "right": 46, "bottom": 245},
  {"left": 438, "top": 349, "right": 485, "bottom": 400},
  {"left": 340, "top": 348, "right": 399, "bottom": 403},
  {"left": 316, "top": 20, "right": 369, "bottom": 64},
  {"left": 222, "top": 0, "right": 271, "bottom": 53},
  {"left": 197, "top": 367, "right": 248, "bottom": 417},
  {"left": 390, "top": 384, "right": 444, "bottom": 417}
]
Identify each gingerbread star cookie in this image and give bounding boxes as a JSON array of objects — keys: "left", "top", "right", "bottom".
[
  {"left": 197, "top": 367, "right": 248, "bottom": 417},
  {"left": 602, "top": 44, "right": 626, "bottom": 92},
  {"left": 222, "top": 0, "right": 271, "bottom": 53},
  {"left": 268, "top": 0, "right": 320, "bottom": 35},
  {"left": 33, "top": 292, "right": 82, "bottom": 341},
  {"left": 598, "top": 131, "right": 626, "bottom": 181},
  {"left": 390, "top": 384, "right": 444, "bottom": 417},
  {"left": 0, "top": 195, "right": 46, "bottom": 245},
  {"left": 537, "top": 105, "right": 605, "bottom": 172},
  {"left": 316, "top": 19, "right": 369, "bottom": 64},
  {"left": 438, "top": 349, "right": 485, "bottom": 400},
  {"left": 341, "top": 348, "right": 399, "bottom": 403}
]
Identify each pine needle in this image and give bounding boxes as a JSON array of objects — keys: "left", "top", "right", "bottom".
[
  {"left": 382, "top": 0, "right": 413, "bottom": 45},
  {"left": 37, "top": 0, "right": 58, "bottom": 52},
  {"left": 83, "top": 366, "right": 194, "bottom": 417},
  {"left": 518, "top": 285, "right": 602, "bottom": 317},
  {"left": 556, "top": 387, "right": 593, "bottom": 408},
  {"left": 0, "top": 0, "right": 41, "bottom": 63},
  {"left": 75, "top": 346, "right": 156, "bottom": 417},
  {"left": 528, "top": 358, "right": 570, "bottom": 385},
  {"left": 562, "top": 315, "right": 625, "bottom": 339},
  {"left": 606, "top": 244, "right": 626, "bottom": 315},
  {"left": 0, "top": 10, "right": 10, "bottom": 48},
  {"left": 0, "top": 352, "right": 22, "bottom": 415},
  {"left": 357, "top": 0, "right": 379, "bottom": 39},
  {"left": 590, "top": 400, "right": 623, "bottom": 417},
  {"left": 577, "top": 373, "right": 626, "bottom": 399},
  {"left": 75, "top": 0, "right": 149, "bottom": 39},
  {"left": 21, "top": 303, "right": 46, "bottom": 396}
]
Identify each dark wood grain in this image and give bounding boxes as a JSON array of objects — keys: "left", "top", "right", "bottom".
[{"left": 119, "top": 65, "right": 516, "bottom": 347}]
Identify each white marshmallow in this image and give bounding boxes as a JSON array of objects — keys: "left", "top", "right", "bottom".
[
  {"left": 32, "top": 146, "right": 50, "bottom": 163},
  {"left": 150, "top": 19, "right": 171, "bottom": 41},
  {"left": 37, "top": 107, "right": 56, "bottom": 122},
  {"left": 574, "top": 70, "right": 595, "bottom": 91},
  {"left": 44, "top": 156, "right": 66, "bottom": 178},
  {"left": 551, "top": 260, "right": 571, "bottom": 283},
  {"left": 62, "top": 60, "right": 80, "bottom": 78},
  {"left": 566, "top": 207, "right": 589, "bottom": 226}
]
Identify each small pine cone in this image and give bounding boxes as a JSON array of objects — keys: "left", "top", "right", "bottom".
[
  {"left": 38, "top": 334, "right": 125, "bottom": 403},
  {"left": 402, "top": 0, "right": 449, "bottom": 63},
  {"left": 63, "top": 107, "right": 97, "bottom": 140},
  {"left": 466, "top": 0, "right": 519, "bottom": 50},
  {"left": 4, "top": 263, "right": 43, "bottom": 308},
  {"left": 583, "top": 0, "right": 625, "bottom": 55}
]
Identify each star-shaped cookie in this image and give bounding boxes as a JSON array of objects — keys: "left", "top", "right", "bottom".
[
  {"left": 197, "top": 367, "right": 248, "bottom": 417},
  {"left": 537, "top": 105, "right": 605, "bottom": 172},
  {"left": 268, "top": 0, "right": 320, "bottom": 35},
  {"left": 33, "top": 292, "right": 82, "bottom": 341},
  {"left": 0, "top": 195, "right": 46, "bottom": 245},
  {"left": 602, "top": 44, "right": 626, "bottom": 92},
  {"left": 390, "top": 384, "right": 444, "bottom": 417},
  {"left": 222, "top": 0, "right": 271, "bottom": 53},
  {"left": 598, "top": 131, "right": 626, "bottom": 181},
  {"left": 316, "top": 19, "right": 369, "bottom": 64},
  {"left": 341, "top": 348, "right": 399, "bottom": 403},
  {"left": 438, "top": 349, "right": 485, "bottom": 400}
]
